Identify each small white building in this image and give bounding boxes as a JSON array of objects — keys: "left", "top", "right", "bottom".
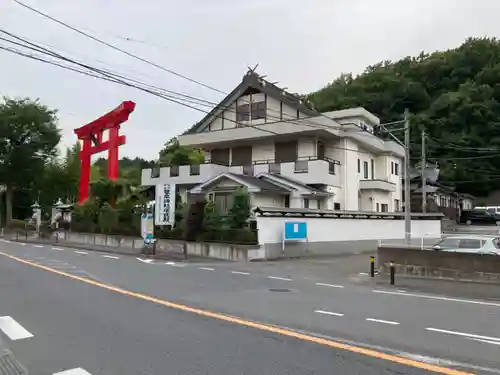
[{"left": 142, "top": 71, "right": 404, "bottom": 213}]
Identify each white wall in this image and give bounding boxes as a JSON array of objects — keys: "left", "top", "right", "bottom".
[
  {"left": 256, "top": 216, "right": 441, "bottom": 244},
  {"left": 251, "top": 193, "right": 283, "bottom": 209}
]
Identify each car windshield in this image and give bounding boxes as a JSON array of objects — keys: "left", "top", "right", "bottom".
[{"left": 437, "top": 238, "right": 483, "bottom": 249}]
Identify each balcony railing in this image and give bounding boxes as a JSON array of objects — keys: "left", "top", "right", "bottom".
[{"left": 143, "top": 156, "right": 341, "bottom": 185}]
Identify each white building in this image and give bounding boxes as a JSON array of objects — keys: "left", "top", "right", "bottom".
[{"left": 141, "top": 71, "right": 404, "bottom": 213}]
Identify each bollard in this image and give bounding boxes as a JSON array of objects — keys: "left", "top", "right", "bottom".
[
  {"left": 370, "top": 256, "right": 375, "bottom": 277},
  {"left": 389, "top": 261, "right": 395, "bottom": 285}
]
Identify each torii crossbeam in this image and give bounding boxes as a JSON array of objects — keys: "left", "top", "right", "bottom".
[{"left": 74, "top": 101, "right": 136, "bottom": 203}]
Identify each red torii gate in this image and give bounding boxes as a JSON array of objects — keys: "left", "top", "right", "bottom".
[{"left": 74, "top": 101, "right": 136, "bottom": 204}]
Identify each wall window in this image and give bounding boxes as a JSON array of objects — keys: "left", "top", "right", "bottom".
[
  {"left": 334, "top": 202, "right": 341, "bottom": 210},
  {"left": 357, "top": 159, "right": 361, "bottom": 173},
  {"left": 304, "top": 198, "right": 310, "bottom": 209},
  {"left": 376, "top": 203, "right": 380, "bottom": 212},
  {"left": 251, "top": 101, "right": 266, "bottom": 120},
  {"left": 363, "top": 161, "right": 369, "bottom": 179},
  {"left": 236, "top": 104, "right": 250, "bottom": 121},
  {"left": 284, "top": 195, "right": 290, "bottom": 208},
  {"left": 394, "top": 163, "right": 399, "bottom": 176},
  {"left": 371, "top": 159, "right": 374, "bottom": 179},
  {"left": 391, "top": 162, "right": 394, "bottom": 174},
  {"left": 381, "top": 203, "right": 388, "bottom": 212},
  {"left": 394, "top": 199, "right": 400, "bottom": 211}
]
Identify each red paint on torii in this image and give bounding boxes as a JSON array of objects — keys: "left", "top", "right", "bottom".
[{"left": 74, "top": 101, "right": 136, "bottom": 203}]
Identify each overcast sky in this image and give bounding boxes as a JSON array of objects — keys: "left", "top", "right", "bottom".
[{"left": 1, "top": 0, "right": 499, "bottom": 161}]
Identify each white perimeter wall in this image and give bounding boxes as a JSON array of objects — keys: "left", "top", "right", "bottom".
[{"left": 256, "top": 216, "right": 441, "bottom": 244}]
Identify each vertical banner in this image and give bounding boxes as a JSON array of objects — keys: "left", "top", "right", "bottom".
[
  {"left": 141, "top": 211, "right": 154, "bottom": 239},
  {"left": 155, "top": 184, "right": 176, "bottom": 226}
]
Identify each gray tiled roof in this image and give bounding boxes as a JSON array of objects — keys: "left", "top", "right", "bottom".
[
  {"left": 183, "top": 70, "right": 318, "bottom": 135},
  {"left": 227, "top": 173, "right": 289, "bottom": 192},
  {"left": 263, "top": 173, "right": 327, "bottom": 194}
]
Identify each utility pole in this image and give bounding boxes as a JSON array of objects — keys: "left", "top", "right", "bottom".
[
  {"left": 404, "top": 109, "right": 412, "bottom": 243},
  {"left": 420, "top": 128, "right": 427, "bottom": 213}
]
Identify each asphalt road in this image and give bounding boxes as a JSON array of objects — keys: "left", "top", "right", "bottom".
[{"left": 0, "top": 239, "right": 498, "bottom": 374}]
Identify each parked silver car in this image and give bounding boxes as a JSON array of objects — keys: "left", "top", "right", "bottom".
[{"left": 432, "top": 235, "right": 500, "bottom": 255}]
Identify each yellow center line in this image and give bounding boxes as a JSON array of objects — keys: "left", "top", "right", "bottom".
[{"left": 0, "top": 251, "right": 472, "bottom": 375}]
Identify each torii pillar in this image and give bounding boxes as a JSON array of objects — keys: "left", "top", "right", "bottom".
[{"left": 74, "top": 101, "right": 136, "bottom": 204}]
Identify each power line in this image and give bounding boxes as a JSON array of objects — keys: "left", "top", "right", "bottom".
[
  {"left": 10, "top": 0, "right": 383, "bottom": 140},
  {"left": 426, "top": 137, "right": 500, "bottom": 152},
  {"left": 0, "top": 28, "right": 381, "bottom": 142},
  {"left": 11, "top": 0, "right": 226, "bottom": 95}
]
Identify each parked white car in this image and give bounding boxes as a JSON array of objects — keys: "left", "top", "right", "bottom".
[{"left": 432, "top": 235, "right": 500, "bottom": 255}]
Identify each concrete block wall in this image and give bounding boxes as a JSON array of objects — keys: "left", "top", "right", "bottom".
[{"left": 377, "top": 246, "right": 500, "bottom": 284}]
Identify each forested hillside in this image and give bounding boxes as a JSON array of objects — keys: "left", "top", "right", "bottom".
[{"left": 308, "top": 37, "right": 500, "bottom": 198}]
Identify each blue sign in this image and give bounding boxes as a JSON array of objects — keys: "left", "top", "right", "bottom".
[{"left": 284, "top": 221, "right": 307, "bottom": 240}]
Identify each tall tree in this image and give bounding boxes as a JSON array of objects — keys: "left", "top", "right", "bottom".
[
  {"left": 308, "top": 37, "right": 500, "bottom": 197},
  {"left": 0, "top": 97, "right": 60, "bottom": 225}
]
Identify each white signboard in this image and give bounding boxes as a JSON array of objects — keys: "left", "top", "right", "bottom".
[{"left": 155, "top": 184, "right": 176, "bottom": 226}]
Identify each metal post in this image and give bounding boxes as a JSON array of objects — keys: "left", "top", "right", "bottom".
[
  {"left": 404, "top": 109, "right": 412, "bottom": 243},
  {"left": 421, "top": 128, "right": 427, "bottom": 213},
  {"left": 390, "top": 261, "right": 395, "bottom": 285},
  {"left": 370, "top": 256, "right": 375, "bottom": 277}
]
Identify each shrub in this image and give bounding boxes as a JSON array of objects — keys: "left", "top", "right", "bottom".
[
  {"left": 98, "top": 203, "right": 119, "bottom": 234},
  {"left": 228, "top": 187, "right": 251, "bottom": 229}
]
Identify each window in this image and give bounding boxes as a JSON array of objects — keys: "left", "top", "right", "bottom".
[
  {"left": 170, "top": 165, "right": 179, "bottom": 177},
  {"left": 394, "top": 199, "right": 400, "bottom": 211},
  {"left": 284, "top": 195, "right": 290, "bottom": 208},
  {"left": 251, "top": 101, "right": 266, "bottom": 120},
  {"left": 371, "top": 159, "right": 374, "bottom": 179},
  {"left": 391, "top": 162, "right": 394, "bottom": 174},
  {"left": 189, "top": 164, "right": 200, "bottom": 176},
  {"left": 236, "top": 104, "right": 250, "bottom": 122},
  {"left": 376, "top": 203, "right": 380, "bottom": 212},
  {"left": 363, "top": 161, "right": 369, "bottom": 179},
  {"left": 304, "top": 198, "right": 310, "bottom": 209},
  {"left": 334, "top": 202, "right": 341, "bottom": 210},
  {"left": 381, "top": 204, "right": 388, "bottom": 212},
  {"left": 394, "top": 163, "right": 399, "bottom": 176},
  {"left": 357, "top": 159, "right": 361, "bottom": 173}
]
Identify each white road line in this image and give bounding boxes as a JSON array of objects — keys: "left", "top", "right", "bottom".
[
  {"left": 165, "top": 261, "right": 176, "bottom": 265},
  {"left": 314, "top": 310, "right": 344, "bottom": 317},
  {"left": 231, "top": 271, "right": 250, "bottom": 275},
  {"left": 52, "top": 247, "right": 64, "bottom": 251},
  {"left": 0, "top": 316, "right": 34, "bottom": 340},
  {"left": 34, "top": 244, "right": 44, "bottom": 248},
  {"left": 372, "top": 289, "right": 500, "bottom": 307},
  {"left": 19, "top": 242, "right": 26, "bottom": 246},
  {"left": 268, "top": 276, "right": 292, "bottom": 281},
  {"left": 426, "top": 327, "right": 500, "bottom": 343},
  {"left": 315, "top": 282, "right": 344, "bottom": 288},
  {"left": 366, "top": 318, "right": 400, "bottom": 325},
  {"left": 199, "top": 267, "right": 215, "bottom": 271},
  {"left": 102, "top": 255, "right": 120, "bottom": 259},
  {"left": 137, "top": 258, "right": 153, "bottom": 263},
  {"left": 74, "top": 251, "right": 88, "bottom": 255},
  {"left": 53, "top": 368, "right": 92, "bottom": 375}
]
